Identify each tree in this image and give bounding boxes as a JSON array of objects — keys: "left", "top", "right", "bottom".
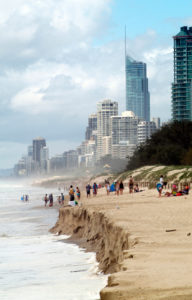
[{"left": 127, "top": 121, "right": 192, "bottom": 170}]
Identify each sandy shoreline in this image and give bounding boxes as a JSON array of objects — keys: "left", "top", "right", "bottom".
[{"left": 51, "top": 186, "right": 192, "bottom": 299}]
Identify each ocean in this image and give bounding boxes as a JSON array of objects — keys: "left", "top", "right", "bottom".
[{"left": 0, "top": 181, "right": 107, "bottom": 300}]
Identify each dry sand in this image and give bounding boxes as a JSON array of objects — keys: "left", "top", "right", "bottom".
[{"left": 51, "top": 186, "right": 192, "bottom": 299}]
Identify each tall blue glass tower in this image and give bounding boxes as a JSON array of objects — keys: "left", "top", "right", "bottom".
[
  {"left": 172, "top": 26, "right": 192, "bottom": 120},
  {"left": 125, "top": 56, "right": 150, "bottom": 121}
]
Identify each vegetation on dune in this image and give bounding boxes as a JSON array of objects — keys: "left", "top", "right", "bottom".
[{"left": 127, "top": 121, "right": 192, "bottom": 170}]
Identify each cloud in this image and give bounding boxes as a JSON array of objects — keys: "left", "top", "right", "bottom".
[{"left": 0, "top": 0, "right": 174, "bottom": 168}]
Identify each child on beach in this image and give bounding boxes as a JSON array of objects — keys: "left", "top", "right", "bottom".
[
  {"left": 156, "top": 183, "right": 162, "bottom": 197},
  {"left": 76, "top": 187, "right": 81, "bottom": 200}
]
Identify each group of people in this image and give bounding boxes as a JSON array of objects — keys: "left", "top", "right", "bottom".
[
  {"left": 105, "top": 176, "right": 142, "bottom": 195},
  {"left": 43, "top": 193, "right": 55, "bottom": 207},
  {"left": 85, "top": 183, "right": 98, "bottom": 197},
  {"left": 21, "top": 194, "right": 29, "bottom": 202},
  {"left": 157, "top": 175, "right": 190, "bottom": 197},
  {"left": 68, "top": 185, "right": 81, "bottom": 206}
]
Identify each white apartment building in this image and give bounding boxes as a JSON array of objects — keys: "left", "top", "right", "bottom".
[
  {"left": 112, "top": 142, "right": 137, "bottom": 160},
  {"left": 152, "top": 117, "right": 161, "bottom": 129},
  {"left": 40, "top": 146, "right": 49, "bottom": 172},
  {"left": 97, "top": 99, "right": 118, "bottom": 160},
  {"left": 138, "top": 121, "right": 157, "bottom": 144},
  {"left": 78, "top": 139, "right": 96, "bottom": 167},
  {"left": 110, "top": 111, "right": 139, "bottom": 159}
]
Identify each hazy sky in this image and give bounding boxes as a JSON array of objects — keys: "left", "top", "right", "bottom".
[{"left": 1, "top": 0, "right": 192, "bottom": 168}]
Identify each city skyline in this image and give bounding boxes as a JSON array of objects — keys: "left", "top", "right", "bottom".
[{"left": 0, "top": 0, "right": 192, "bottom": 168}]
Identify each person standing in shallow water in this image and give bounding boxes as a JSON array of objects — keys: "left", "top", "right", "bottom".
[
  {"left": 44, "top": 194, "right": 48, "bottom": 207},
  {"left": 49, "top": 194, "right": 53, "bottom": 207}
]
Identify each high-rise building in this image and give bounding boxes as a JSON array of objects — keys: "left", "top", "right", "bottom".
[
  {"left": 152, "top": 117, "right": 161, "bottom": 129},
  {"left": 125, "top": 56, "right": 150, "bottom": 121},
  {"left": 28, "top": 145, "right": 33, "bottom": 157},
  {"left": 32, "top": 137, "right": 46, "bottom": 163},
  {"left": 85, "top": 114, "right": 97, "bottom": 140},
  {"left": 110, "top": 111, "right": 139, "bottom": 159},
  {"left": 137, "top": 121, "right": 157, "bottom": 144},
  {"left": 97, "top": 99, "right": 118, "bottom": 160},
  {"left": 40, "top": 146, "right": 49, "bottom": 172},
  {"left": 110, "top": 111, "right": 139, "bottom": 146},
  {"left": 172, "top": 26, "right": 192, "bottom": 120}
]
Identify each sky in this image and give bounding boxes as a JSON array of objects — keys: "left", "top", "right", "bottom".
[{"left": 1, "top": 0, "right": 192, "bottom": 168}]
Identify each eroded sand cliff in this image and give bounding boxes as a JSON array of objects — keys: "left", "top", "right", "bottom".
[{"left": 51, "top": 188, "right": 192, "bottom": 299}]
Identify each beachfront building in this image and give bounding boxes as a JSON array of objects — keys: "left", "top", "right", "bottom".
[
  {"left": 125, "top": 56, "right": 150, "bottom": 121},
  {"left": 85, "top": 114, "right": 97, "bottom": 140},
  {"left": 137, "top": 121, "right": 157, "bottom": 144},
  {"left": 112, "top": 142, "right": 137, "bottom": 160},
  {"left": 33, "top": 137, "right": 46, "bottom": 164},
  {"left": 78, "top": 139, "right": 96, "bottom": 167},
  {"left": 40, "top": 146, "right": 49, "bottom": 173},
  {"left": 97, "top": 99, "right": 118, "bottom": 160},
  {"left": 152, "top": 117, "right": 161, "bottom": 129},
  {"left": 172, "top": 26, "right": 192, "bottom": 120},
  {"left": 110, "top": 111, "right": 139, "bottom": 159}
]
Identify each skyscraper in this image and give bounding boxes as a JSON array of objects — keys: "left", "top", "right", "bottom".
[
  {"left": 33, "top": 137, "right": 46, "bottom": 163},
  {"left": 85, "top": 113, "right": 97, "bottom": 140},
  {"left": 110, "top": 111, "right": 138, "bottom": 159},
  {"left": 125, "top": 56, "right": 150, "bottom": 121},
  {"left": 110, "top": 111, "right": 139, "bottom": 146},
  {"left": 172, "top": 26, "right": 192, "bottom": 120},
  {"left": 97, "top": 99, "right": 118, "bottom": 160}
]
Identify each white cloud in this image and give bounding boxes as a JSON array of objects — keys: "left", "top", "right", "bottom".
[{"left": 0, "top": 0, "right": 175, "bottom": 167}]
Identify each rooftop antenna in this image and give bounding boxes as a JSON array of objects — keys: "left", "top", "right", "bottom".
[
  {"left": 125, "top": 25, "right": 127, "bottom": 110},
  {"left": 125, "top": 25, "right": 127, "bottom": 61}
]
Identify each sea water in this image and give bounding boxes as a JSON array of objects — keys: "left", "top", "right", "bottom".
[{"left": 0, "top": 181, "right": 107, "bottom": 300}]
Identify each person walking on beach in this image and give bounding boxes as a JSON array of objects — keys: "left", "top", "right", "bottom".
[
  {"left": 86, "top": 184, "right": 91, "bottom": 198},
  {"left": 44, "top": 194, "right": 48, "bottom": 207},
  {"left": 93, "top": 182, "right": 98, "bottom": 196},
  {"left": 119, "top": 180, "right": 124, "bottom": 195},
  {"left": 115, "top": 181, "right": 120, "bottom": 196},
  {"left": 106, "top": 182, "right": 110, "bottom": 195},
  {"left": 160, "top": 175, "right": 164, "bottom": 188},
  {"left": 129, "top": 176, "right": 134, "bottom": 194}
]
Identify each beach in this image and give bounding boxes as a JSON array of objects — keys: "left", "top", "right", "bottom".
[{"left": 51, "top": 186, "right": 192, "bottom": 299}]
